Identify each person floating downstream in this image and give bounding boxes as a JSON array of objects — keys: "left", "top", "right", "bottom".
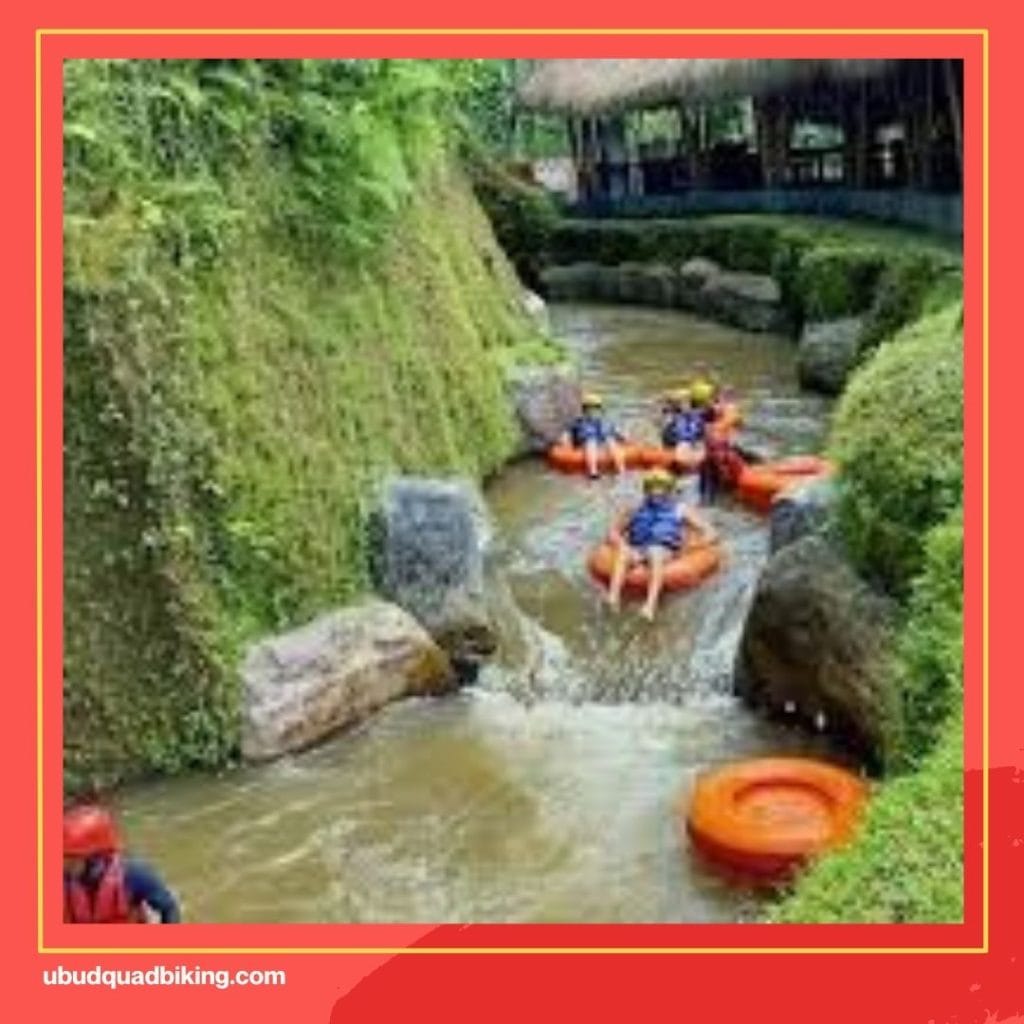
[
  {"left": 606, "top": 468, "right": 717, "bottom": 621},
  {"left": 659, "top": 388, "right": 707, "bottom": 472},
  {"left": 63, "top": 804, "right": 181, "bottom": 923},
  {"left": 559, "top": 391, "right": 627, "bottom": 479}
]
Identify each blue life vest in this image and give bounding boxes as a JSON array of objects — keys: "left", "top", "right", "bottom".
[
  {"left": 570, "top": 414, "right": 613, "bottom": 447},
  {"left": 661, "top": 410, "right": 705, "bottom": 448},
  {"left": 627, "top": 496, "right": 684, "bottom": 551}
]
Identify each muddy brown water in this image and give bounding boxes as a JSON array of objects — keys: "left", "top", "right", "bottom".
[{"left": 119, "top": 303, "right": 850, "bottom": 923}]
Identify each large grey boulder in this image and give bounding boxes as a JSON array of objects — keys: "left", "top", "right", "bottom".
[
  {"left": 769, "top": 476, "right": 838, "bottom": 553},
  {"left": 701, "top": 270, "right": 786, "bottom": 332},
  {"left": 677, "top": 257, "right": 722, "bottom": 307},
  {"left": 505, "top": 363, "right": 581, "bottom": 455},
  {"left": 371, "top": 477, "right": 498, "bottom": 678},
  {"left": 241, "top": 600, "right": 453, "bottom": 762},
  {"left": 734, "top": 535, "right": 898, "bottom": 764},
  {"left": 797, "top": 317, "right": 865, "bottom": 394}
]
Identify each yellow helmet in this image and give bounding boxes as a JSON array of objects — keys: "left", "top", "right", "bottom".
[
  {"left": 643, "top": 467, "right": 676, "bottom": 493},
  {"left": 690, "top": 380, "right": 715, "bottom": 407}
]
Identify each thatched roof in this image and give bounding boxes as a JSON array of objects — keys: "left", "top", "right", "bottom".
[{"left": 517, "top": 59, "right": 898, "bottom": 114}]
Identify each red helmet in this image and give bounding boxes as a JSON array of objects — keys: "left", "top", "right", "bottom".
[{"left": 63, "top": 805, "right": 121, "bottom": 857}]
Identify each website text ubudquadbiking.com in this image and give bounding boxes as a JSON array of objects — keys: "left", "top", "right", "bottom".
[{"left": 42, "top": 965, "right": 286, "bottom": 990}]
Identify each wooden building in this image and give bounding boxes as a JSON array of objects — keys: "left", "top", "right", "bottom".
[{"left": 516, "top": 59, "right": 963, "bottom": 231}]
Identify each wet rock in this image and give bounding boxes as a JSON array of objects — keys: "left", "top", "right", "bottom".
[
  {"left": 637, "top": 263, "right": 678, "bottom": 306},
  {"left": 240, "top": 600, "right": 453, "bottom": 762},
  {"left": 593, "top": 263, "right": 624, "bottom": 302},
  {"left": 616, "top": 262, "right": 653, "bottom": 304},
  {"left": 734, "top": 535, "right": 898, "bottom": 764},
  {"left": 371, "top": 477, "right": 498, "bottom": 679},
  {"left": 521, "top": 289, "right": 551, "bottom": 333},
  {"left": 505, "top": 363, "right": 581, "bottom": 455},
  {"left": 677, "top": 257, "right": 722, "bottom": 307},
  {"left": 797, "top": 317, "right": 865, "bottom": 394},
  {"left": 538, "top": 263, "right": 600, "bottom": 301},
  {"left": 701, "top": 270, "right": 786, "bottom": 333},
  {"left": 769, "top": 476, "right": 837, "bottom": 553}
]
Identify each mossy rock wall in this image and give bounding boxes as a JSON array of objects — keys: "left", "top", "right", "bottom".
[{"left": 64, "top": 64, "right": 551, "bottom": 792}]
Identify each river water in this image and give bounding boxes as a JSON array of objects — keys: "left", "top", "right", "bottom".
[{"left": 119, "top": 303, "right": 842, "bottom": 923}]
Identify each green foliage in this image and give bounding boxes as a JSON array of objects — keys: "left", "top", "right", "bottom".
[
  {"left": 795, "top": 244, "right": 886, "bottom": 321},
  {"left": 548, "top": 216, "right": 789, "bottom": 273},
  {"left": 828, "top": 305, "right": 963, "bottom": 596},
  {"left": 543, "top": 215, "right": 961, "bottom": 331},
  {"left": 889, "top": 508, "right": 964, "bottom": 769},
  {"left": 767, "top": 706, "right": 963, "bottom": 923},
  {"left": 64, "top": 60, "right": 552, "bottom": 792},
  {"left": 465, "top": 144, "right": 561, "bottom": 291},
  {"left": 859, "top": 251, "right": 961, "bottom": 353}
]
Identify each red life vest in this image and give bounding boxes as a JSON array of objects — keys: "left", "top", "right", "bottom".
[
  {"left": 64, "top": 855, "right": 146, "bottom": 923},
  {"left": 707, "top": 439, "right": 746, "bottom": 486}
]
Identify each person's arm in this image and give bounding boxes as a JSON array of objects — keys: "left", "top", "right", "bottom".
[{"left": 124, "top": 858, "right": 181, "bottom": 923}]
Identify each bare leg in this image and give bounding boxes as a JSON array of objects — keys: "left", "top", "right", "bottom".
[
  {"left": 640, "top": 546, "right": 668, "bottom": 621},
  {"left": 606, "top": 540, "right": 634, "bottom": 612},
  {"left": 607, "top": 439, "right": 626, "bottom": 474},
  {"left": 584, "top": 440, "right": 600, "bottom": 478}
]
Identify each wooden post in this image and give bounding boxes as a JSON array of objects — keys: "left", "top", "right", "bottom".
[
  {"left": 855, "top": 79, "right": 869, "bottom": 188},
  {"left": 761, "top": 95, "right": 789, "bottom": 188},
  {"left": 921, "top": 60, "right": 934, "bottom": 190},
  {"left": 943, "top": 58, "right": 963, "bottom": 182}
]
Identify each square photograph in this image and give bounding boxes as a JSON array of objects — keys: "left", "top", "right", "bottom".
[{"left": 61, "top": 56, "right": 964, "bottom": 926}]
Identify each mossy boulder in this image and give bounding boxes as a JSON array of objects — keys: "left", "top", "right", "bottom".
[
  {"left": 734, "top": 535, "right": 899, "bottom": 767},
  {"left": 828, "top": 305, "right": 963, "bottom": 596}
]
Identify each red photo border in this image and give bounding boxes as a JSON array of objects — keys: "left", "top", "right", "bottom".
[{"left": 3, "top": 4, "right": 1016, "bottom": 1021}]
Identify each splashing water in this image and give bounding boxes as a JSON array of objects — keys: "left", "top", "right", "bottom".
[{"left": 118, "top": 303, "right": 839, "bottom": 923}]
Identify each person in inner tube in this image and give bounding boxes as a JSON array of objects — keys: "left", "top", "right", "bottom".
[
  {"left": 606, "top": 468, "right": 717, "bottom": 621},
  {"left": 559, "top": 391, "right": 627, "bottom": 479},
  {"left": 659, "top": 388, "right": 707, "bottom": 471}
]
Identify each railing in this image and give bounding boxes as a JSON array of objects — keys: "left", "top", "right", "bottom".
[{"left": 565, "top": 188, "right": 963, "bottom": 238}]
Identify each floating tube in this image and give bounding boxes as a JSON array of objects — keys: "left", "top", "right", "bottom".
[
  {"left": 587, "top": 516, "right": 722, "bottom": 596},
  {"left": 546, "top": 441, "right": 644, "bottom": 474},
  {"left": 682, "top": 757, "right": 868, "bottom": 883},
  {"left": 637, "top": 444, "right": 704, "bottom": 473},
  {"left": 735, "top": 455, "right": 835, "bottom": 514}
]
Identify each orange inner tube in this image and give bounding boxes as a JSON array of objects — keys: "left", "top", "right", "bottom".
[
  {"left": 735, "top": 456, "right": 835, "bottom": 514},
  {"left": 682, "top": 757, "right": 868, "bottom": 882},
  {"left": 546, "top": 441, "right": 644, "bottom": 474},
  {"left": 587, "top": 518, "right": 722, "bottom": 596},
  {"left": 637, "top": 444, "right": 704, "bottom": 472}
]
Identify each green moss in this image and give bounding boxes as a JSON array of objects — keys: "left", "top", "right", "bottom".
[
  {"left": 767, "top": 706, "right": 963, "bottom": 923},
  {"left": 889, "top": 508, "right": 964, "bottom": 769},
  {"left": 794, "top": 244, "right": 886, "bottom": 321},
  {"left": 466, "top": 145, "right": 560, "bottom": 292},
  {"left": 828, "top": 305, "right": 963, "bottom": 596},
  {"left": 63, "top": 62, "right": 557, "bottom": 793}
]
